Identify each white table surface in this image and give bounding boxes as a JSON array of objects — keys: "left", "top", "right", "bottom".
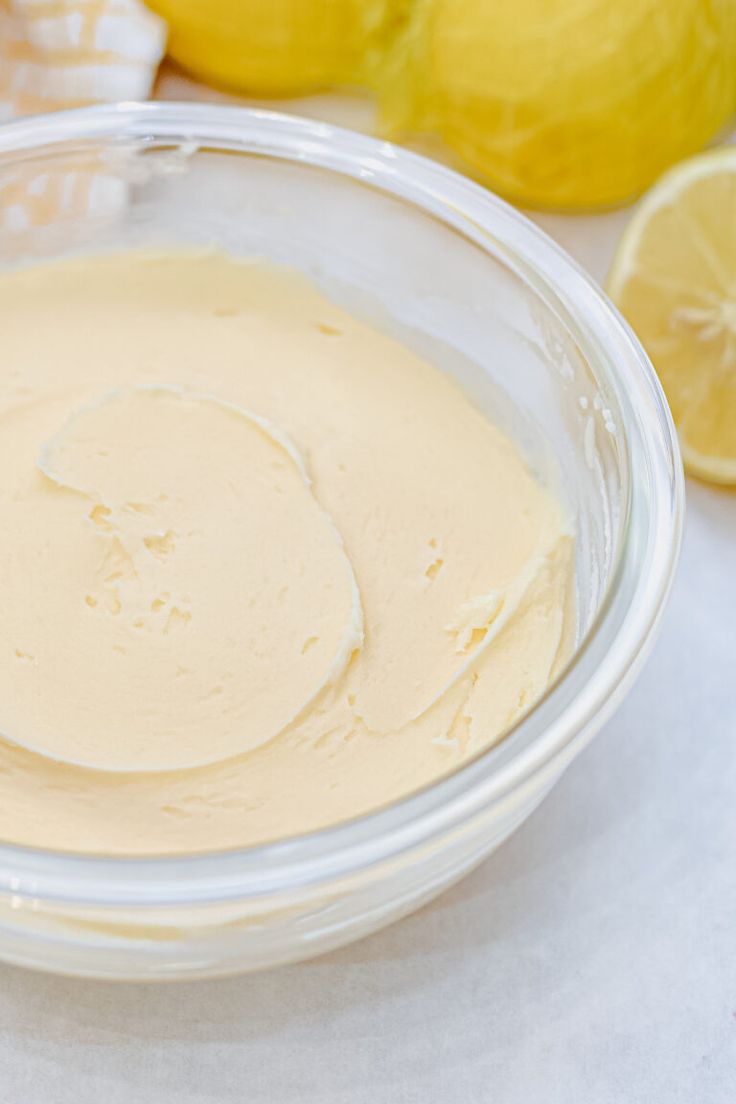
[{"left": 1, "top": 76, "right": 735, "bottom": 1104}]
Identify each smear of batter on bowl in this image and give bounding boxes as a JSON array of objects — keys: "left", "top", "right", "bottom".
[{"left": 0, "top": 250, "right": 574, "bottom": 854}]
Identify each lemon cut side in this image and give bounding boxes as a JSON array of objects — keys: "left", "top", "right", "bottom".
[{"left": 608, "top": 148, "right": 736, "bottom": 484}]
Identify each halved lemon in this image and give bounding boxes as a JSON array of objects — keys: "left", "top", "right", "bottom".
[{"left": 607, "top": 147, "right": 736, "bottom": 484}]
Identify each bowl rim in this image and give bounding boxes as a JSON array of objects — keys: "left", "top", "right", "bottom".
[{"left": 0, "top": 101, "right": 684, "bottom": 906}]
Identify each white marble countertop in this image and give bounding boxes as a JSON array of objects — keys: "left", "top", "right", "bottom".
[{"left": 1, "top": 79, "right": 734, "bottom": 1104}]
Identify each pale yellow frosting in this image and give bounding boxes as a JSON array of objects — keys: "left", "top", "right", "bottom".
[{"left": 0, "top": 251, "right": 573, "bottom": 854}]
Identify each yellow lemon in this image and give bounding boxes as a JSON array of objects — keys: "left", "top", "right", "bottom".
[
  {"left": 148, "top": 0, "right": 410, "bottom": 95},
  {"left": 380, "top": 0, "right": 736, "bottom": 209},
  {"left": 607, "top": 147, "right": 736, "bottom": 484}
]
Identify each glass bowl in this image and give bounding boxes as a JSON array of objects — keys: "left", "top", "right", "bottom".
[{"left": 0, "top": 103, "right": 683, "bottom": 980}]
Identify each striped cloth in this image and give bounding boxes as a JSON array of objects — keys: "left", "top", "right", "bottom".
[
  {"left": 0, "top": 0, "right": 166, "bottom": 235},
  {"left": 0, "top": 0, "right": 165, "bottom": 119}
]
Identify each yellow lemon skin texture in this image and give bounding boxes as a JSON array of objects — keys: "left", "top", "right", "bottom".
[
  {"left": 149, "top": 0, "right": 411, "bottom": 95},
  {"left": 380, "top": 0, "right": 736, "bottom": 209}
]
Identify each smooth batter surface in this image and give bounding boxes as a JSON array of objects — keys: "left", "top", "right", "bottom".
[{"left": 0, "top": 251, "right": 573, "bottom": 854}]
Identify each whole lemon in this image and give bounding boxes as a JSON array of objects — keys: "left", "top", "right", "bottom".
[
  {"left": 380, "top": 0, "right": 736, "bottom": 208},
  {"left": 149, "top": 0, "right": 410, "bottom": 95}
]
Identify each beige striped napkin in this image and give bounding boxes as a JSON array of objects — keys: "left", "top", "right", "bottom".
[
  {"left": 0, "top": 0, "right": 166, "bottom": 234},
  {"left": 0, "top": 0, "right": 165, "bottom": 118}
]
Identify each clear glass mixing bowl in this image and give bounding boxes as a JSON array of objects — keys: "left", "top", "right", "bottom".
[{"left": 0, "top": 103, "right": 683, "bottom": 980}]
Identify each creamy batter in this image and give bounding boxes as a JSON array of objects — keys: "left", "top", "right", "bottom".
[{"left": 0, "top": 251, "right": 573, "bottom": 854}]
